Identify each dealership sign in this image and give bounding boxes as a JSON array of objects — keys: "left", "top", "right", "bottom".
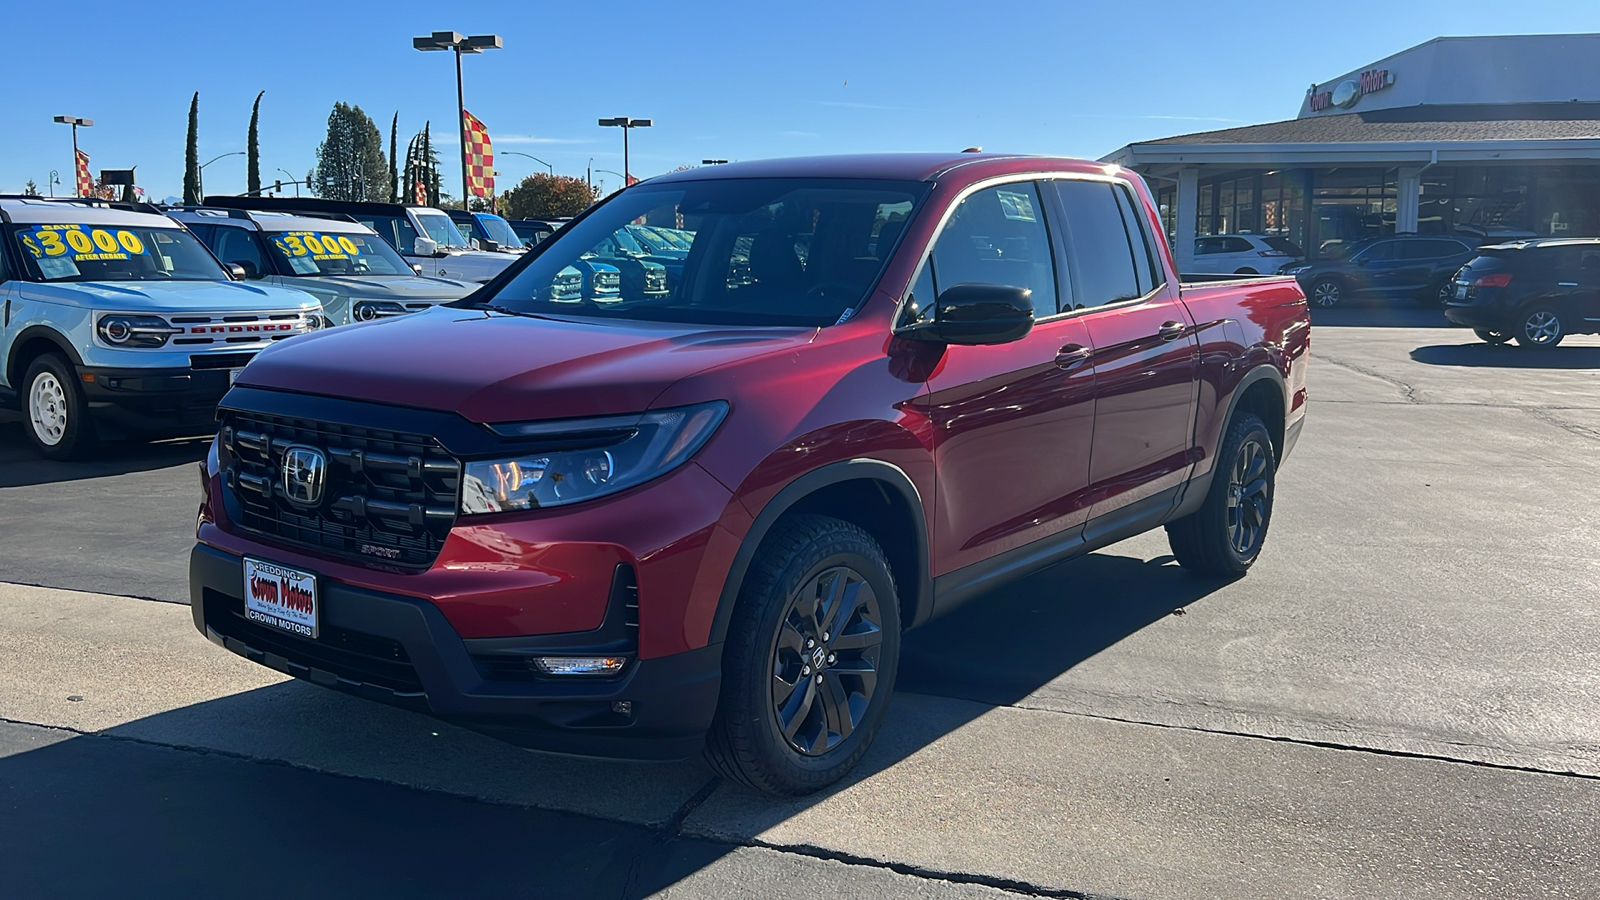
[{"left": 1308, "top": 69, "right": 1395, "bottom": 112}]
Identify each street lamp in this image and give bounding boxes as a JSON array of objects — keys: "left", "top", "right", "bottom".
[
  {"left": 197, "top": 151, "right": 245, "bottom": 199},
  {"left": 597, "top": 117, "right": 651, "bottom": 185},
  {"left": 48, "top": 170, "right": 60, "bottom": 197},
  {"left": 413, "top": 30, "right": 502, "bottom": 210},
  {"left": 501, "top": 151, "right": 553, "bottom": 174},
  {"left": 53, "top": 116, "right": 93, "bottom": 197}
]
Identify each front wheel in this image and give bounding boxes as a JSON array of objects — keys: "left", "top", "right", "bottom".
[
  {"left": 706, "top": 514, "right": 901, "bottom": 796},
  {"left": 1515, "top": 308, "right": 1565, "bottom": 348},
  {"left": 1166, "top": 413, "right": 1276, "bottom": 577},
  {"left": 23, "top": 353, "right": 98, "bottom": 460},
  {"left": 1309, "top": 278, "right": 1343, "bottom": 308},
  {"left": 1474, "top": 328, "right": 1513, "bottom": 345}
]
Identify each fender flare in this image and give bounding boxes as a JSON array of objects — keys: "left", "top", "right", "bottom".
[
  {"left": 6, "top": 325, "right": 84, "bottom": 388},
  {"left": 706, "top": 458, "right": 933, "bottom": 646},
  {"left": 1173, "top": 362, "right": 1286, "bottom": 522}
]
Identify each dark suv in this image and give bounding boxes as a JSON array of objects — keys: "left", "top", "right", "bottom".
[
  {"left": 1445, "top": 239, "right": 1600, "bottom": 348},
  {"left": 190, "top": 153, "right": 1310, "bottom": 795},
  {"left": 1283, "top": 234, "right": 1477, "bottom": 308}
]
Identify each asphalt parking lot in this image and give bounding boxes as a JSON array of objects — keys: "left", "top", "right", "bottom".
[{"left": 3, "top": 310, "right": 1599, "bottom": 898}]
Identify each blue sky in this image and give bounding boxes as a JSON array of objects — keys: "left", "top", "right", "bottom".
[{"left": 4, "top": 0, "right": 1598, "bottom": 200}]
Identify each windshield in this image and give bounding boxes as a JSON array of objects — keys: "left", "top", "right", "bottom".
[
  {"left": 11, "top": 223, "right": 227, "bottom": 283},
  {"left": 415, "top": 213, "right": 472, "bottom": 251},
  {"left": 265, "top": 229, "right": 415, "bottom": 277},
  {"left": 487, "top": 178, "right": 925, "bottom": 326},
  {"left": 477, "top": 214, "right": 525, "bottom": 250}
]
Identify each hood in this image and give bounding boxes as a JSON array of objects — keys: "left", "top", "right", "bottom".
[
  {"left": 238, "top": 306, "right": 816, "bottom": 423},
  {"left": 279, "top": 274, "right": 476, "bottom": 302},
  {"left": 444, "top": 249, "right": 515, "bottom": 263},
  {"left": 20, "top": 279, "right": 319, "bottom": 312}
]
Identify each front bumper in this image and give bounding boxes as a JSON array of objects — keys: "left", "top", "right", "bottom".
[
  {"left": 79, "top": 364, "right": 237, "bottom": 436},
  {"left": 190, "top": 543, "right": 723, "bottom": 760}
]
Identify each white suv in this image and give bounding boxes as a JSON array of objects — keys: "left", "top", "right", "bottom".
[{"left": 1189, "top": 234, "right": 1304, "bottom": 276}]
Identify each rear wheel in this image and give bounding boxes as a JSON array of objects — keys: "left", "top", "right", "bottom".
[
  {"left": 1515, "top": 308, "right": 1565, "bottom": 348},
  {"left": 23, "top": 353, "right": 98, "bottom": 460},
  {"left": 1421, "top": 279, "right": 1454, "bottom": 307},
  {"left": 1309, "top": 277, "right": 1343, "bottom": 308},
  {"left": 1473, "top": 328, "right": 1513, "bottom": 345},
  {"left": 706, "top": 514, "right": 901, "bottom": 796},
  {"left": 1166, "top": 413, "right": 1275, "bottom": 578}
]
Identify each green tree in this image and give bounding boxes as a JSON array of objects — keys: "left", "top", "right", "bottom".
[
  {"left": 183, "top": 92, "right": 200, "bottom": 205},
  {"left": 388, "top": 112, "right": 399, "bottom": 203},
  {"left": 500, "top": 174, "right": 597, "bottom": 219},
  {"left": 247, "top": 91, "right": 264, "bottom": 195},
  {"left": 402, "top": 122, "right": 447, "bottom": 207},
  {"left": 311, "top": 102, "right": 388, "bottom": 201},
  {"left": 22, "top": 179, "right": 40, "bottom": 196}
]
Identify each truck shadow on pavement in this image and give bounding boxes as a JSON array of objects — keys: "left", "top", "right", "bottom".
[
  {"left": 1409, "top": 343, "right": 1600, "bottom": 369},
  {"left": 1, "top": 548, "right": 1226, "bottom": 896},
  {"left": 0, "top": 422, "right": 209, "bottom": 488}
]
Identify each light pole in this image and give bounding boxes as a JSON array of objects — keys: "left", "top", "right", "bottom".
[
  {"left": 53, "top": 116, "right": 93, "bottom": 197},
  {"left": 275, "top": 168, "right": 302, "bottom": 197},
  {"left": 413, "top": 30, "right": 502, "bottom": 210},
  {"left": 598, "top": 117, "right": 651, "bottom": 185},
  {"left": 197, "top": 151, "right": 245, "bottom": 199},
  {"left": 48, "top": 170, "right": 59, "bottom": 197},
  {"left": 501, "top": 151, "right": 553, "bottom": 174}
]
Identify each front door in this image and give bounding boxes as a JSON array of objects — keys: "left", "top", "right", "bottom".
[
  {"left": 1048, "top": 178, "right": 1200, "bottom": 525},
  {"left": 918, "top": 181, "right": 1098, "bottom": 575}
]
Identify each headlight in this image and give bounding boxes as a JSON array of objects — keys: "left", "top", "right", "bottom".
[
  {"left": 353, "top": 300, "right": 408, "bottom": 321},
  {"left": 1284, "top": 266, "right": 1311, "bottom": 276},
  {"left": 97, "top": 314, "right": 179, "bottom": 348},
  {"left": 460, "top": 401, "right": 729, "bottom": 514}
]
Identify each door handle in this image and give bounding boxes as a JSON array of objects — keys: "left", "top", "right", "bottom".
[
  {"left": 1157, "top": 321, "right": 1186, "bottom": 341},
  {"left": 1054, "top": 344, "right": 1092, "bottom": 369}
]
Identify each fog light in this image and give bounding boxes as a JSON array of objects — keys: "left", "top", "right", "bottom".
[{"left": 533, "top": 656, "right": 627, "bottom": 676}]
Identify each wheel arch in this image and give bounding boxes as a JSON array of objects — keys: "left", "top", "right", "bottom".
[
  {"left": 707, "top": 459, "right": 932, "bottom": 647},
  {"left": 6, "top": 326, "right": 83, "bottom": 393},
  {"left": 1228, "top": 365, "right": 1288, "bottom": 462}
]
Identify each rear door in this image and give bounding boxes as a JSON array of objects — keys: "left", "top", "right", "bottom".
[
  {"left": 1575, "top": 246, "right": 1600, "bottom": 330},
  {"left": 919, "top": 181, "right": 1098, "bottom": 575},
  {"left": 1049, "top": 178, "right": 1200, "bottom": 525},
  {"left": 1350, "top": 239, "right": 1402, "bottom": 294}
]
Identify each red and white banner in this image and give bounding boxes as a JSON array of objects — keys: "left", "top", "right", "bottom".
[
  {"left": 75, "top": 149, "right": 92, "bottom": 198},
  {"left": 462, "top": 109, "right": 494, "bottom": 199}
]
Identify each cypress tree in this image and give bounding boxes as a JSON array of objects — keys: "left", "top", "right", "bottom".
[
  {"left": 389, "top": 113, "right": 399, "bottom": 203},
  {"left": 247, "top": 91, "right": 264, "bottom": 195},
  {"left": 183, "top": 92, "right": 200, "bottom": 205}
]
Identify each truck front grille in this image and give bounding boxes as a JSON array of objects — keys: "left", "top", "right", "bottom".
[
  {"left": 220, "top": 410, "right": 461, "bottom": 570},
  {"left": 168, "top": 310, "right": 316, "bottom": 347}
]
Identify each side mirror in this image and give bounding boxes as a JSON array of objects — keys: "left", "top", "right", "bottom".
[
  {"left": 231, "top": 260, "right": 260, "bottom": 280},
  {"left": 480, "top": 238, "right": 499, "bottom": 253},
  {"left": 899, "top": 283, "right": 1034, "bottom": 346},
  {"left": 413, "top": 236, "right": 439, "bottom": 257},
  {"left": 226, "top": 263, "right": 248, "bottom": 281},
  {"left": 411, "top": 263, "right": 424, "bottom": 276},
  {"left": 469, "top": 238, "right": 481, "bottom": 251}
]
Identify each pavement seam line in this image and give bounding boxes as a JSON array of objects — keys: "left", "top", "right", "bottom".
[
  {"left": 622, "top": 776, "right": 724, "bottom": 899},
  {"left": 1312, "top": 351, "right": 1420, "bottom": 402},
  {"left": 0, "top": 578, "right": 183, "bottom": 606},
  {"left": 996, "top": 702, "right": 1600, "bottom": 782}
]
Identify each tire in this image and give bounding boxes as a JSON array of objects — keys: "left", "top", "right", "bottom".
[
  {"left": 1234, "top": 268, "right": 1259, "bottom": 276},
  {"left": 705, "top": 514, "right": 901, "bottom": 796},
  {"left": 22, "top": 353, "right": 98, "bottom": 460},
  {"left": 1514, "top": 307, "right": 1565, "bottom": 348},
  {"left": 1473, "top": 328, "right": 1512, "bottom": 345},
  {"left": 1420, "top": 279, "right": 1454, "bottom": 308},
  {"left": 1308, "top": 277, "right": 1343, "bottom": 308},
  {"left": 1166, "top": 413, "right": 1275, "bottom": 578}
]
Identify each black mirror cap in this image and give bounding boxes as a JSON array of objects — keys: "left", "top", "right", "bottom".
[{"left": 905, "top": 283, "right": 1034, "bottom": 345}]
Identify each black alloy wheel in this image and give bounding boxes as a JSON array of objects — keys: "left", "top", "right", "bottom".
[
  {"left": 1166, "top": 412, "right": 1276, "bottom": 577},
  {"left": 706, "top": 514, "right": 902, "bottom": 796},
  {"left": 1426, "top": 279, "right": 1454, "bottom": 307},
  {"left": 1309, "top": 277, "right": 1342, "bottom": 308},
  {"left": 1473, "top": 328, "right": 1513, "bottom": 345},
  {"left": 770, "top": 565, "right": 886, "bottom": 756}
]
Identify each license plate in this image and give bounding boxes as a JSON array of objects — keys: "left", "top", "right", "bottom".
[
  {"left": 1455, "top": 285, "right": 1468, "bottom": 299},
  {"left": 228, "top": 368, "right": 243, "bottom": 384},
  {"left": 243, "top": 558, "right": 318, "bottom": 638}
]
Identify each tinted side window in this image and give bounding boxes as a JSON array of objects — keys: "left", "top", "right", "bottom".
[
  {"left": 1196, "top": 237, "right": 1226, "bottom": 255},
  {"left": 1055, "top": 180, "right": 1141, "bottom": 308},
  {"left": 930, "top": 182, "right": 1058, "bottom": 315},
  {"left": 1355, "top": 241, "right": 1398, "bottom": 262},
  {"left": 212, "top": 226, "right": 266, "bottom": 275},
  {"left": 1401, "top": 240, "right": 1467, "bottom": 261},
  {"left": 1224, "top": 237, "right": 1255, "bottom": 253},
  {"left": 1115, "top": 184, "right": 1164, "bottom": 294}
]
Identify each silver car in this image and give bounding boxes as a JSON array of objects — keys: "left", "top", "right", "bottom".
[{"left": 168, "top": 208, "right": 477, "bottom": 326}]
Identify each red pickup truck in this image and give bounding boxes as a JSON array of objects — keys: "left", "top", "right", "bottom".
[{"left": 191, "top": 153, "right": 1309, "bottom": 795}]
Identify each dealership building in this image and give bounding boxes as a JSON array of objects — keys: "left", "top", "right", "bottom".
[{"left": 1104, "top": 33, "right": 1600, "bottom": 270}]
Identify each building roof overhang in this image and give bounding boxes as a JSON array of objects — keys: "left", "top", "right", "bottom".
[{"left": 1104, "top": 138, "right": 1600, "bottom": 176}]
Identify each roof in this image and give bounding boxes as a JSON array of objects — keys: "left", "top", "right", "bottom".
[
  {"left": 1481, "top": 237, "right": 1600, "bottom": 250},
  {"left": 0, "top": 197, "right": 176, "bottom": 228},
  {"left": 203, "top": 195, "right": 436, "bottom": 216},
  {"left": 168, "top": 207, "right": 372, "bottom": 234},
  {"left": 1139, "top": 103, "right": 1600, "bottom": 146},
  {"left": 645, "top": 152, "right": 1114, "bottom": 184}
]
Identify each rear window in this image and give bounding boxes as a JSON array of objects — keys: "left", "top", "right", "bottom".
[
  {"left": 488, "top": 178, "right": 927, "bottom": 327},
  {"left": 1263, "top": 237, "right": 1303, "bottom": 256}
]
